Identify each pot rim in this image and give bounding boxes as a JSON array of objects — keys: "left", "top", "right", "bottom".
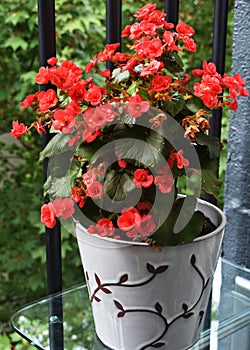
[
  {"left": 75, "top": 197, "right": 226, "bottom": 248},
  {"left": 193, "top": 197, "right": 226, "bottom": 242}
]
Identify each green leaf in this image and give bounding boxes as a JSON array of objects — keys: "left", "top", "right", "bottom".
[
  {"left": 76, "top": 138, "right": 109, "bottom": 163},
  {"left": 20, "top": 71, "right": 37, "bottom": 82},
  {"left": 186, "top": 96, "right": 205, "bottom": 113},
  {"left": 3, "top": 37, "right": 28, "bottom": 51},
  {"left": 195, "top": 142, "right": 221, "bottom": 198},
  {"left": 46, "top": 150, "right": 74, "bottom": 179},
  {"left": 146, "top": 129, "right": 167, "bottom": 156},
  {"left": 163, "top": 51, "right": 184, "bottom": 74},
  {"left": 5, "top": 11, "right": 29, "bottom": 26},
  {"left": 0, "top": 334, "right": 12, "bottom": 349},
  {"left": 200, "top": 156, "right": 221, "bottom": 198},
  {"left": 127, "top": 81, "right": 139, "bottom": 95},
  {"left": 151, "top": 197, "right": 205, "bottom": 245},
  {"left": 196, "top": 133, "right": 221, "bottom": 159},
  {"left": 63, "top": 19, "right": 85, "bottom": 34},
  {"left": 44, "top": 174, "right": 71, "bottom": 198},
  {"left": 115, "top": 138, "right": 159, "bottom": 168},
  {"left": 60, "top": 218, "right": 75, "bottom": 235},
  {"left": 104, "top": 169, "right": 134, "bottom": 201},
  {"left": 44, "top": 156, "right": 81, "bottom": 198},
  {"left": 39, "top": 133, "right": 73, "bottom": 161},
  {"left": 162, "top": 93, "right": 185, "bottom": 117},
  {"left": 70, "top": 159, "right": 82, "bottom": 185},
  {"left": 115, "top": 128, "right": 166, "bottom": 170}
]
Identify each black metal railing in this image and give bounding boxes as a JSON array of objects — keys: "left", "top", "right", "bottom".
[
  {"left": 38, "top": 1, "right": 64, "bottom": 349},
  {"left": 38, "top": 0, "right": 62, "bottom": 297},
  {"left": 38, "top": 1, "right": 229, "bottom": 348},
  {"left": 211, "top": 0, "right": 229, "bottom": 140},
  {"left": 165, "top": 0, "right": 179, "bottom": 27}
]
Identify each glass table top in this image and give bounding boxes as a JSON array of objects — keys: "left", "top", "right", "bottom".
[{"left": 10, "top": 258, "right": 250, "bottom": 350}]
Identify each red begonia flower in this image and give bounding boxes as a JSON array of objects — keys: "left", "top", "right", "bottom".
[
  {"left": 95, "top": 218, "right": 115, "bottom": 237},
  {"left": 47, "top": 57, "right": 58, "bottom": 66},
  {"left": 41, "top": 203, "right": 56, "bottom": 229},
  {"left": 137, "top": 214, "right": 156, "bottom": 236},
  {"left": 35, "top": 66, "right": 50, "bottom": 84},
  {"left": 117, "top": 207, "right": 141, "bottom": 231},
  {"left": 37, "top": 89, "right": 57, "bottom": 112},
  {"left": 85, "top": 181, "right": 103, "bottom": 198},
  {"left": 154, "top": 174, "right": 174, "bottom": 194},
  {"left": 68, "top": 81, "right": 87, "bottom": 102},
  {"left": 127, "top": 93, "right": 150, "bottom": 118},
  {"left": 140, "top": 60, "right": 162, "bottom": 77},
  {"left": 134, "top": 3, "right": 157, "bottom": 20},
  {"left": 168, "top": 149, "right": 190, "bottom": 169},
  {"left": 10, "top": 120, "right": 28, "bottom": 139},
  {"left": 152, "top": 75, "right": 172, "bottom": 91},
  {"left": 52, "top": 198, "right": 75, "bottom": 220},
  {"left": 133, "top": 169, "right": 154, "bottom": 188}
]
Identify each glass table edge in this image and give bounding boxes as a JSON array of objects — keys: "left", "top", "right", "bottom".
[
  {"left": 11, "top": 257, "right": 250, "bottom": 317},
  {"left": 221, "top": 257, "right": 250, "bottom": 273},
  {"left": 10, "top": 257, "right": 250, "bottom": 349},
  {"left": 9, "top": 283, "right": 88, "bottom": 347}
]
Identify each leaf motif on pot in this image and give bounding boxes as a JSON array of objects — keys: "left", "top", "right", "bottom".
[
  {"left": 191, "top": 254, "right": 196, "bottom": 265},
  {"left": 155, "top": 265, "right": 168, "bottom": 274},
  {"left": 146, "top": 263, "right": 155, "bottom": 273},
  {"left": 152, "top": 342, "right": 165, "bottom": 348},
  {"left": 101, "top": 287, "right": 112, "bottom": 294},
  {"left": 114, "top": 300, "right": 124, "bottom": 311},
  {"left": 93, "top": 295, "right": 101, "bottom": 302},
  {"left": 94, "top": 273, "right": 101, "bottom": 286},
  {"left": 118, "top": 274, "right": 128, "bottom": 284},
  {"left": 182, "top": 303, "right": 188, "bottom": 312},
  {"left": 85, "top": 271, "right": 89, "bottom": 281},
  {"left": 89, "top": 255, "right": 213, "bottom": 349},
  {"left": 198, "top": 310, "right": 205, "bottom": 326},
  {"left": 155, "top": 302, "right": 162, "bottom": 315},
  {"left": 183, "top": 312, "right": 194, "bottom": 319}
]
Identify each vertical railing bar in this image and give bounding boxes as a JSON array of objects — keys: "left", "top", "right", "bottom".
[
  {"left": 164, "top": 0, "right": 179, "bottom": 27},
  {"left": 106, "top": 0, "right": 122, "bottom": 45},
  {"left": 38, "top": 1, "right": 63, "bottom": 349},
  {"left": 210, "top": 0, "right": 229, "bottom": 140},
  {"left": 106, "top": 0, "right": 122, "bottom": 70},
  {"left": 38, "top": 0, "right": 62, "bottom": 299}
]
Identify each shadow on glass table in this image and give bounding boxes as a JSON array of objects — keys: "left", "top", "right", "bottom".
[{"left": 10, "top": 258, "right": 250, "bottom": 350}]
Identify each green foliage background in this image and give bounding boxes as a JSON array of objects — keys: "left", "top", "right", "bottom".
[{"left": 0, "top": 0, "right": 234, "bottom": 348}]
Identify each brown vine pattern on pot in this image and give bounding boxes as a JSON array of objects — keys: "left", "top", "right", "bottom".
[
  {"left": 113, "top": 254, "right": 210, "bottom": 349},
  {"left": 88, "top": 263, "right": 168, "bottom": 302}
]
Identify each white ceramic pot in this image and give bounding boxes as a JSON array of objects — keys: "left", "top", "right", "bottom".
[{"left": 75, "top": 198, "right": 226, "bottom": 350}]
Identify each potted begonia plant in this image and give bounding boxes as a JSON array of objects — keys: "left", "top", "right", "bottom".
[{"left": 10, "top": 3, "right": 248, "bottom": 350}]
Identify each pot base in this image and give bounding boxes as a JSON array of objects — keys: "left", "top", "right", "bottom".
[{"left": 76, "top": 199, "right": 226, "bottom": 350}]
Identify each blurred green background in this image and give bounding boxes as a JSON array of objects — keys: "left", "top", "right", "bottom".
[{"left": 0, "top": 0, "right": 234, "bottom": 348}]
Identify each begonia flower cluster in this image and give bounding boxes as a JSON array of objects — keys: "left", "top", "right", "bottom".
[{"left": 11, "top": 4, "right": 248, "bottom": 244}]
